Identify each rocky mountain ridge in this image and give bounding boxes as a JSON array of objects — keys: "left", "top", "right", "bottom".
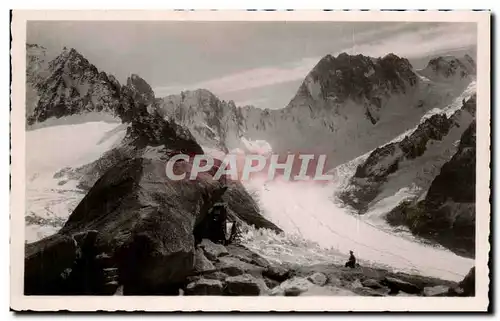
[
  {"left": 26, "top": 45, "right": 159, "bottom": 126},
  {"left": 154, "top": 52, "right": 476, "bottom": 168},
  {"left": 27, "top": 46, "right": 476, "bottom": 170},
  {"left": 420, "top": 54, "right": 476, "bottom": 80}
]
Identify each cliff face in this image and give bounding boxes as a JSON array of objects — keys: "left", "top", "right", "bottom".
[
  {"left": 27, "top": 47, "right": 124, "bottom": 125},
  {"left": 386, "top": 118, "right": 476, "bottom": 258},
  {"left": 339, "top": 94, "right": 476, "bottom": 214}
]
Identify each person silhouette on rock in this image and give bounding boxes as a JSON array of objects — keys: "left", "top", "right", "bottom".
[{"left": 345, "top": 250, "right": 356, "bottom": 269}]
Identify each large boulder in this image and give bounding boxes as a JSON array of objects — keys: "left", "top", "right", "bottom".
[
  {"left": 270, "top": 277, "right": 315, "bottom": 296},
  {"left": 307, "top": 272, "right": 328, "bottom": 286},
  {"left": 224, "top": 274, "right": 269, "bottom": 296},
  {"left": 24, "top": 230, "right": 104, "bottom": 295},
  {"left": 382, "top": 276, "right": 422, "bottom": 295},
  {"left": 263, "top": 265, "right": 291, "bottom": 282},
  {"left": 225, "top": 244, "right": 271, "bottom": 268},
  {"left": 184, "top": 278, "right": 224, "bottom": 296},
  {"left": 352, "top": 287, "right": 388, "bottom": 297},
  {"left": 423, "top": 285, "right": 450, "bottom": 297},
  {"left": 223, "top": 181, "right": 281, "bottom": 232},
  {"left": 24, "top": 234, "right": 78, "bottom": 294},
  {"left": 214, "top": 256, "right": 264, "bottom": 277},
  {"left": 199, "top": 239, "right": 228, "bottom": 261},
  {"left": 37, "top": 157, "right": 226, "bottom": 295},
  {"left": 362, "top": 278, "right": 384, "bottom": 289},
  {"left": 193, "top": 247, "right": 216, "bottom": 273}
]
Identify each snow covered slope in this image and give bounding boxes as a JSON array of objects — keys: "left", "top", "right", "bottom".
[
  {"left": 243, "top": 170, "right": 474, "bottom": 282},
  {"left": 25, "top": 120, "right": 126, "bottom": 242}
]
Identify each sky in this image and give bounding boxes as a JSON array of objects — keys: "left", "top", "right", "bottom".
[{"left": 27, "top": 21, "right": 477, "bottom": 110}]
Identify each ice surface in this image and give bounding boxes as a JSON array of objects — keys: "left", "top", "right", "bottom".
[{"left": 243, "top": 174, "right": 473, "bottom": 281}]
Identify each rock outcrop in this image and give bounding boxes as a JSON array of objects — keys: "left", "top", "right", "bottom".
[
  {"left": 340, "top": 94, "right": 476, "bottom": 214},
  {"left": 386, "top": 119, "right": 476, "bottom": 257}
]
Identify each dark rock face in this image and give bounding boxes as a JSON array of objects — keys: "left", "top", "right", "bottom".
[
  {"left": 24, "top": 234, "right": 79, "bottom": 295},
  {"left": 199, "top": 239, "right": 229, "bottom": 261},
  {"left": 226, "top": 244, "right": 272, "bottom": 268},
  {"left": 125, "top": 106, "right": 204, "bottom": 153},
  {"left": 340, "top": 94, "right": 476, "bottom": 214},
  {"left": 382, "top": 276, "right": 422, "bottom": 295},
  {"left": 424, "top": 55, "right": 476, "bottom": 79},
  {"left": 193, "top": 247, "right": 216, "bottom": 273},
  {"left": 362, "top": 278, "right": 384, "bottom": 289},
  {"left": 458, "top": 267, "right": 475, "bottom": 296},
  {"left": 308, "top": 53, "right": 417, "bottom": 104},
  {"left": 386, "top": 119, "right": 476, "bottom": 257},
  {"left": 154, "top": 89, "right": 244, "bottom": 153},
  {"left": 223, "top": 182, "right": 281, "bottom": 232},
  {"left": 126, "top": 74, "right": 155, "bottom": 106},
  {"left": 214, "top": 256, "right": 264, "bottom": 277},
  {"left": 224, "top": 274, "right": 269, "bottom": 296},
  {"left": 185, "top": 279, "right": 224, "bottom": 295},
  {"left": 27, "top": 48, "right": 123, "bottom": 125},
  {"left": 426, "top": 120, "right": 476, "bottom": 205},
  {"left": 26, "top": 47, "right": 159, "bottom": 126},
  {"left": 263, "top": 265, "right": 291, "bottom": 283},
  {"left": 117, "top": 74, "right": 156, "bottom": 123},
  {"left": 24, "top": 230, "right": 117, "bottom": 295}
]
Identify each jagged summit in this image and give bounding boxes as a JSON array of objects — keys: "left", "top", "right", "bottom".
[
  {"left": 27, "top": 43, "right": 46, "bottom": 50},
  {"left": 421, "top": 54, "right": 476, "bottom": 79},
  {"left": 27, "top": 47, "right": 124, "bottom": 125},
  {"left": 123, "top": 73, "right": 155, "bottom": 106},
  {"left": 302, "top": 52, "right": 417, "bottom": 104},
  {"left": 26, "top": 46, "right": 162, "bottom": 126}
]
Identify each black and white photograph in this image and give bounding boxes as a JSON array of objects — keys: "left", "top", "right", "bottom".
[{"left": 10, "top": 10, "right": 491, "bottom": 312}]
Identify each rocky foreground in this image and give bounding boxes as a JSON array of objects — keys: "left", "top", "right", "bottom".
[{"left": 25, "top": 228, "right": 475, "bottom": 297}]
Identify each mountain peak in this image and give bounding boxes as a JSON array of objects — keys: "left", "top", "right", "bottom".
[
  {"left": 303, "top": 52, "right": 417, "bottom": 104},
  {"left": 125, "top": 73, "right": 155, "bottom": 106},
  {"left": 27, "top": 43, "right": 46, "bottom": 50},
  {"left": 424, "top": 54, "right": 476, "bottom": 78},
  {"left": 27, "top": 46, "right": 123, "bottom": 125}
]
